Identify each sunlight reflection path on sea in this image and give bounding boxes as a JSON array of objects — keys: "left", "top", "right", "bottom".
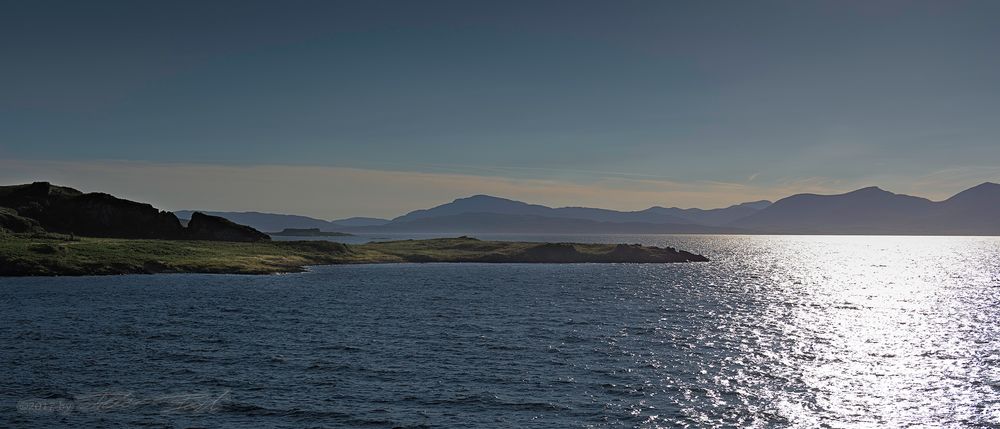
[{"left": 2, "top": 235, "right": 999, "bottom": 427}]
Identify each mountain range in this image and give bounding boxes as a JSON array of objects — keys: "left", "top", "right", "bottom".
[
  {"left": 173, "top": 211, "right": 390, "bottom": 232},
  {"left": 177, "top": 182, "right": 999, "bottom": 235},
  {"left": 732, "top": 182, "right": 1000, "bottom": 234}
]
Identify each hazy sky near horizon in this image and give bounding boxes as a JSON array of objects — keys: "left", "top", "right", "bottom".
[{"left": 3, "top": 1, "right": 1000, "bottom": 218}]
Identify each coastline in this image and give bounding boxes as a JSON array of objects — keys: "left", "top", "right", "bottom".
[{"left": 0, "top": 234, "right": 708, "bottom": 277}]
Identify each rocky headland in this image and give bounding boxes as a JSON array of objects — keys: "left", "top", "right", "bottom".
[{"left": 0, "top": 182, "right": 268, "bottom": 242}]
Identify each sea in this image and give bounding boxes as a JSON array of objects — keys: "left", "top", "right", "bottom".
[{"left": 2, "top": 234, "right": 999, "bottom": 428}]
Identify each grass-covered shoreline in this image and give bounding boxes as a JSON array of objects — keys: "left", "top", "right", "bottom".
[{"left": 0, "top": 233, "right": 708, "bottom": 276}]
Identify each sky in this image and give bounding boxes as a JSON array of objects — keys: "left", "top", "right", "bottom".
[{"left": 2, "top": 0, "right": 999, "bottom": 219}]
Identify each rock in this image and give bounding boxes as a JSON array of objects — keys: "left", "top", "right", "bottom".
[
  {"left": 0, "top": 182, "right": 185, "bottom": 239},
  {"left": 185, "top": 212, "right": 270, "bottom": 242},
  {"left": 517, "top": 243, "right": 585, "bottom": 263},
  {"left": 0, "top": 182, "right": 269, "bottom": 242},
  {"left": 606, "top": 243, "right": 708, "bottom": 263},
  {"left": 0, "top": 206, "right": 44, "bottom": 233}
]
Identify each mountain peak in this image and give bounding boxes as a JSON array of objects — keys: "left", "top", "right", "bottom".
[
  {"left": 457, "top": 194, "right": 515, "bottom": 202},
  {"left": 450, "top": 194, "right": 534, "bottom": 207},
  {"left": 968, "top": 182, "right": 1000, "bottom": 190},
  {"left": 848, "top": 186, "right": 888, "bottom": 194},
  {"left": 737, "top": 200, "right": 772, "bottom": 210},
  {"left": 945, "top": 181, "right": 1000, "bottom": 204},
  {"left": 392, "top": 194, "right": 545, "bottom": 223}
]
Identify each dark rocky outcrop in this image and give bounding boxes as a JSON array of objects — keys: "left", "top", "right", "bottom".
[
  {"left": 515, "top": 243, "right": 586, "bottom": 263},
  {"left": 0, "top": 182, "right": 185, "bottom": 239},
  {"left": 186, "top": 212, "right": 270, "bottom": 242},
  {"left": 0, "top": 182, "right": 270, "bottom": 242},
  {"left": 0, "top": 207, "right": 44, "bottom": 233},
  {"left": 605, "top": 243, "right": 708, "bottom": 263}
]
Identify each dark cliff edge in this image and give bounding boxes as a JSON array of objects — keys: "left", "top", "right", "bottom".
[
  {"left": 0, "top": 182, "right": 269, "bottom": 242},
  {"left": 186, "top": 212, "right": 271, "bottom": 242}
]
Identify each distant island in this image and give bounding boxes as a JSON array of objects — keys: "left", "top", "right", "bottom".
[
  {"left": 0, "top": 182, "right": 709, "bottom": 276},
  {"left": 268, "top": 228, "right": 353, "bottom": 237}
]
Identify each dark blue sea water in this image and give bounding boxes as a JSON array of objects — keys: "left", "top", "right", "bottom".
[{"left": 3, "top": 235, "right": 1000, "bottom": 428}]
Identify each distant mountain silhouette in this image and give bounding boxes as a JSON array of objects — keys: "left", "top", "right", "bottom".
[
  {"left": 176, "top": 183, "right": 999, "bottom": 235},
  {"left": 179, "top": 195, "right": 769, "bottom": 235},
  {"left": 390, "top": 194, "right": 761, "bottom": 226},
  {"left": 644, "top": 200, "right": 772, "bottom": 226},
  {"left": 326, "top": 194, "right": 771, "bottom": 234},
  {"left": 352, "top": 212, "right": 742, "bottom": 234},
  {"left": 927, "top": 182, "right": 1000, "bottom": 234},
  {"left": 174, "top": 211, "right": 390, "bottom": 232},
  {"left": 731, "top": 183, "right": 1000, "bottom": 234}
]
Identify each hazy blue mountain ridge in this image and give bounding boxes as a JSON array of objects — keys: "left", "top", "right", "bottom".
[
  {"left": 173, "top": 211, "right": 389, "bottom": 233},
  {"left": 731, "top": 183, "right": 1000, "bottom": 234},
  {"left": 175, "top": 183, "right": 999, "bottom": 235},
  {"left": 350, "top": 212, "right": 742, "bottom": 234}
]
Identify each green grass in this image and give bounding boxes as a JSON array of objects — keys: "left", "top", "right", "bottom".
[
  {"left": 0, "top": 234, "right": 706, "bottom": 276},
  {"left": 0, "top": 233, "right": 351, "bottom": 275}
]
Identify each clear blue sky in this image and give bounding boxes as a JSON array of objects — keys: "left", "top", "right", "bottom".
[{"left": 2, "top": 1, "right": 999, "bottom": 218}]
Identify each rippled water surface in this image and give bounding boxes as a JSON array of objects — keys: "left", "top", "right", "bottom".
[{"left": 3, "top": 235, "right": 1000, "bottom": 427}]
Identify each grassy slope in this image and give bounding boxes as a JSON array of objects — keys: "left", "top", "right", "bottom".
[
  {"left": 364, "top": 238, "right": 651, "bottom": 261},
  {"left": 0, "top": 234, "right": 706, "bottom": 276}
]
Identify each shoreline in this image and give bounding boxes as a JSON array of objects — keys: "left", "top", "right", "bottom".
[{"left": 0, "top": 234, "right": 708, "bottom": 277}]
